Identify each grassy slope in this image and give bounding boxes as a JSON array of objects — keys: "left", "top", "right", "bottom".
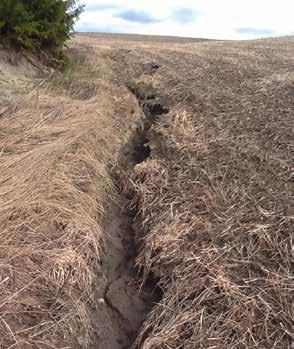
[
  {"left": 0, "top": 44, "right": 141, "bottom": 348},
  {"left": 99, "top": 35, "right": 294, "bottom": 348}
]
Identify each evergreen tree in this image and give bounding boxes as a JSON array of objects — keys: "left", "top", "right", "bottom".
[{"left": 0, "top": 0, "right": 84, "bottom": 51}]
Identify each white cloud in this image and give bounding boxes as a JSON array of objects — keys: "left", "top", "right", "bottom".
[{"left": 76, "top": 0, "right": 294, "bottom": 39}]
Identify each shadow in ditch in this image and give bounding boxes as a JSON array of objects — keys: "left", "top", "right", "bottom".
[{"left": 96, "top": 79, "right": 169, "bottom": 349}]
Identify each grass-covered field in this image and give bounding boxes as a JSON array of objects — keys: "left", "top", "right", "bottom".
[{"left": 0, "top": 34, "right": 293, "bottom": 348}]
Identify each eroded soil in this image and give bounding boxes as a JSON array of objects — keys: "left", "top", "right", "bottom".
[
  {"left": 91, "top": 75, "right": 169, "bottom": 349},
  {"left": 92, "top": 206, "right": 154, "bottom": 349}
]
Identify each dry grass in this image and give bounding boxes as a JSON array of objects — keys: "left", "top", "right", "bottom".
[
  {"left": 113, "top": 36, "right": 294, "bottom": 348},
  {"left": 1, "top": 32, "right": 293, "bottom": 349},
  {"left": 0, "top": 43, "right": 140, "bottom": 348},
  {"left": 0, "top": 98, "right": 107, "bottom": 349}
]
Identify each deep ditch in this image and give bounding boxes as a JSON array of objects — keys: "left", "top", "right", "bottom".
[{"left": 95, "top": 80, "right": 169, "bottom": 349}]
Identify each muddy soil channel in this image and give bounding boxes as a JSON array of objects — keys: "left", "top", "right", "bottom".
[{"left": 96, "top": 83, "right": 169, "bottom": 349}]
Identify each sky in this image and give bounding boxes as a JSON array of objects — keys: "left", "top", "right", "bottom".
[{"left": 76, "top": 0, "right": 294, "bottom": 40}]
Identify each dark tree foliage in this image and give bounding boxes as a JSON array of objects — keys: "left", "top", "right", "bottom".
[{"left": 0, "top": 0, "right": 84, "bottom": 51}]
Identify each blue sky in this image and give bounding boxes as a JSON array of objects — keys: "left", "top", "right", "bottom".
[{"left": 76, "top": 0, "right": 294, "bottom": 40}]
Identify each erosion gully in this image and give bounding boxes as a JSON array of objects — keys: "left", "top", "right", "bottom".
[{"left": 94, "top": 68, "right": 169, "bottom": 349}]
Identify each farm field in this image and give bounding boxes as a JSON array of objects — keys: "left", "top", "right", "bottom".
[{"left": 0, "top": 33, "right": 293, "bottom": 348}]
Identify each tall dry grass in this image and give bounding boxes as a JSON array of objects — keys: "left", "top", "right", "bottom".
[
  {"left": 0, "top": 97, "right": 110, "bottom": 348},
  {"left": 0, "top": 44, "right": 139, "bottom": 348}
]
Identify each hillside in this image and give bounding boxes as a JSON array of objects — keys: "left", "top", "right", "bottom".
[{"left": 0, "top": 34, "right": 293, "bottom": 348}]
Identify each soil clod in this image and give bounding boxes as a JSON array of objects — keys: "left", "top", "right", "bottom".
[
  {"left": 142, "top": 62, "right": 160, "bottom": 75},
  {"left": 143, "top": 98, "right": 169, "bottom": 118}
]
